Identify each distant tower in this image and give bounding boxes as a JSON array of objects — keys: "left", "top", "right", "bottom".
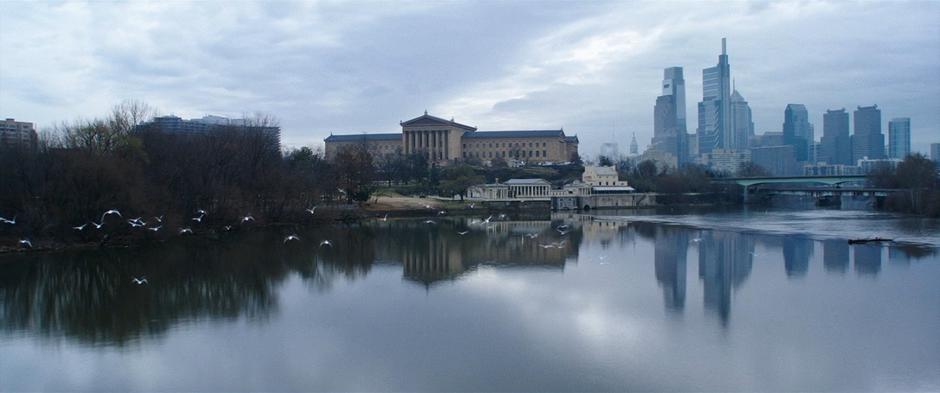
[
  {"left": 821, "top": 108, "right": 852, "bottom": 165},
  {"left": 630, "top": 133, "right": 639, "bottom": 155},
  {"left": 888, "top": 117, "right": 911, "bottom": 159},
  {"left": 852, "top": 105, "right": 885, "bottom": 161},
  {"left": 783, "top": 104, "right": 814, "bottom": 161},
  {"left": 653, "top": 66, "right": 688, "bottom": 164},
  {"left": 697, "top": 38, "right": 732, "bottom": 155}
]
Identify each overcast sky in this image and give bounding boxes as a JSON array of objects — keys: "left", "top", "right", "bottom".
[{"left": 1, "top": 1, "right": 938, "bottom": 156}]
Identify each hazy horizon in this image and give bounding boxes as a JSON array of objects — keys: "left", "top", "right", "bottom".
[{"left": 1, "top": 1, "right": 938, "bottom": 157}]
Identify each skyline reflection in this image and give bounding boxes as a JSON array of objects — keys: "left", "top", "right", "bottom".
[{"left": 0, "top": 216, "right": 934, "bottom": 347}]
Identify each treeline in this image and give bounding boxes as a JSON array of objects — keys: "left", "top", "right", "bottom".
[
  {"left": 867, "top": 154, "right": 940, "bottom": 217},
  {"left": 0, "top": 101, "right": 365, "bottom": 241}
]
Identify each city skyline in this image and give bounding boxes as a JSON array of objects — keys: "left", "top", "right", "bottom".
[{"left": 1, "top": 1, "right": 938, "bottom": 156}]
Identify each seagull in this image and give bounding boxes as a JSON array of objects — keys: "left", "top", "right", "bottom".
[
  {"left": 483, "top": 215, "right": 493, "bottom": 224},
  {"left": 131, "top": 277, "right": 148, "bottom": 285},
  {"left": 101, "top": 209, "right": 122, "bottom": 221},
  {"left": 91, "top": 221, "right": 104, "bottom": 229},
  {"left": 191, "top": 215, "right": 204, "bottom": 223},
  {"left": 525, "top": 233, "right": 539, "bottom": 239},
  {"left": 380, "top": 213, "right": 388, "bottom": 221},
  {"left": 179, "top": 227, "right": 193, "bottom": 234},
  {"left": 306, "top": 206, "right": 317, "bottom": 215},
  {"left": 424, "top": 204, "right": 432, "bottom": 209},
  {"left": 18, "top": 239, "right": 32, "bottom": 248},
  {"left": 467, "top": 203, "right": 475, "bottom": 209},
  {"left": 148, "top": 226, "right": 161, "bottom": 232},
  {"left": 498, "top": 213, "right": 507, "bottom": 219},
  {"left": 127, "top": 219, "right": 144, "bottom": 228},
  {"left": 457, "top": 230, "right": 470, "bottom": 235},
  {"left": 0, "top": 215, "right": 16, "bottom": 224},
  {"left": 153, "top": 215, "right": 164, "bottom": 223},
  {"left": 241, "top": 215, "right": 255, "bottom": 223},
  {"left": 195, "top": 209, "right": 207, "bottom": 216},
  {"left": 556, "top": 228, "right": 569, "bottom": 236},
  {"left": 437, "top": 210, "right": 447, "bottom": 215},
  {"left": 223, "top": 225, "right": 232, "bottom": 231},
  {"left": 284, "top": 234, "right": 300, "bottom": 243},
  {"left": 319, "top": 240, "right": 333, "bottom": 247},
  {"left": 424, "top": 219, "right": 436, "bottom": 224},
  {"left": 72, "top": 223, "right": 88, "bottom": 231},
  {"left": 691, "top": 238, "right": 702, "bottom": 243}
]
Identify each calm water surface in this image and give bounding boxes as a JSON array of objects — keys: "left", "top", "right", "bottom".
[{"left": 1, "top": 209, "right": 938, "bottom": 391}]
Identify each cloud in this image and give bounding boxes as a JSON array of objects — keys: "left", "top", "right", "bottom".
[{"left": 0, "top": 1, "right": 937, "bottom": 153}]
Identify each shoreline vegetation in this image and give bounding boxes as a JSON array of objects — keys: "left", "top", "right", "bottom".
[{"left": 2, "top": 101, "right": 937, "bottom": 254}]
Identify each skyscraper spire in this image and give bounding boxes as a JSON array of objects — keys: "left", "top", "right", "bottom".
[
  {"left": 722, "top": 37, "right": 726, "bottom": 55},
  {"left": 630, "top": 132, "right": 639, "bottom": 155}
]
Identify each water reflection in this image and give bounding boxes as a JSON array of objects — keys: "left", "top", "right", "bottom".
[{"left": 0, "top": 215, "right": 935, "bottom": 348}]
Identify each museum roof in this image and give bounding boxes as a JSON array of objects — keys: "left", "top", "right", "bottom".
[
  {"left": 464, "top": 130, "right": 565, "bottom": 139},
  {"left": 324, "top": 133, "right": 400, "bottom": 142}
]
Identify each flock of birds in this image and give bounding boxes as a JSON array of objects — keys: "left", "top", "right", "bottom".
[
  {"left": 1, "top": 205, "right": 332, "bottom": 251},
  {"left": 5, "top": 205, "right": 576, "bottom": 285}
]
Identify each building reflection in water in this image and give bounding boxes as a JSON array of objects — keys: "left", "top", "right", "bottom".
[
  {"left": 783, "top": 235, "right": 814, "bottom": 278},
  {"left": 653, "top": 225, "right": 688, "bottom": 312},
  {"left": 698, "top": 230, "right": 754, "bottom": 324},
  {"left": 853, "top": 244, "right": 882, "bottom": 275},
  {"left": 823, "top": 239, "right": 850, "bottom": 274},
  {"left": 370, "top": 218, "right": 580, "bottom": 287}
]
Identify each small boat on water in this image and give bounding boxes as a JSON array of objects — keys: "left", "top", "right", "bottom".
[{"left": 848, "top": 238, "right": 892, "bottom": 245}]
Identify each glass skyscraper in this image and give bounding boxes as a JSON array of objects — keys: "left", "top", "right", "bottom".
[
  {"left": 888, "top": 117, "right": 911, "bottom": 159},
  {"left": 653, "top": 66, "right": 689, "bottom": 164},
  {"left": 697, "top": 38, "right": 732, "bottom": 155},
  {"left": 783, "top": 104, "right": 814, "bottom": 162},
  {"left": 821, "top": 108, "right": 852, "bottom": 165},
  {"left": 852, "top": 105, "right": 885, "bottom": 161}
]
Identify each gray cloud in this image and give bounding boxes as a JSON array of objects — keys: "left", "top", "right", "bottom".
[{"left": 1, "top": 1, "right": 937, "bottom": 155}]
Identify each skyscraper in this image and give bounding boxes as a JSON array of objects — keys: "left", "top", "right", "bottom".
[
  {"left": 783, "top": 104, "right": 813, "bottom": 162},
  {"left": 697, "top": 38, "right": 732, "bottom": 156},
  {"left": 730, "top": 89, "right": 754, "bottom": 149},
  {"left": 629, "top": 133, "right": 639, "bottom": 155},
  {"left": 931, "top": 143, "right": 940, "bottom": 162},
  {"left": 821, "top": 108, "right": 852, "bottom": 165},
  {"left": 888, "top": 117, "right": 911, "bottom": 159},
  {"left": 652, "top": 67, "right": 688, "bottom": 164},
  {"left": 852, "top": 105, "right": 885, "bottom": 162}
]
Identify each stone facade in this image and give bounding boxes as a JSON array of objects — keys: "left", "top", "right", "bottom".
[{"left": 324, "top": 112, "right": 578, "bottom": 164}]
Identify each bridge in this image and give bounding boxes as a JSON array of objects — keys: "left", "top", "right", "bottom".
[
  {"left": 716, "top": 175, "right": 868, "bottom": 187},
  {"left": 712, "top": 175, "right": 870, "bottom": 202}
]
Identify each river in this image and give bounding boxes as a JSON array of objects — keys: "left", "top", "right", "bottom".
[{"left": 1, "top": 209, "right": 938, "bottom": 391}]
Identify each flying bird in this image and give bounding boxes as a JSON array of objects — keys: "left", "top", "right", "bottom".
[
  {"left": 319, "top": 240, "right": 333, "bottom": 247},
  {"left": 457, "top": 230, "right": 469, "bottom": 235},
  {"left": 691, "top": 238, "right": 702, "bottom": 243},
  {"left": 101, "top": 209, "right": 122, "bottom": 221},
  {"left": 483, "top": 215, "right": 493, "bottom": 224},
  {"left": 91, "top": 221, "right": 104, "bottom": 229},
  {"left": 284, "top": 234, "right": 300, "bottom": 243},
  {"left": 18, "top": 239, "right": 32, "bottom": 248},
  {"left": 306, "top": 206, "right": 317, "bottom": 215},
  {"left": 128, "top": 220, "right": 144, "bottom": 228},
  {"left": 179, "top": 227, "right": 193, "bottom": 234},
  {"left": 131, "top": 277, "right": 148, "bottom": 285},
  {"left": 195, "top": 209, "right": 207, "bottom": 216},
  {"left": 525, "top": 233, "right": 539, "bottom": 239},
  {"left": 424, "top": 219, "right": 436, "bottom": 224},
  {"left": 241, "top": 215, "right": 255, "bottom": 223},
  {"left": 0, "top": 215, "right": 16, "bottom": 224},
  {"left": 153, "top": 215, "right": 164, "bottom": 223},
  {"left": 380, "top": 213, "right": 388, "bottom": 221},
  {"left": 223, "top": 225, "right": 232, "bottom": 231},
  {"left": 437, "top": 210, "right": 447, "bottom": 215},
  {"left": 191, "top": 215, "right": 204, "bottom": 223},
  {"left": 148, "top": 226, "right": 161, "bottom": 232},
  {"left": 72, "top": 223, "right": 88, "bottom": 231}
]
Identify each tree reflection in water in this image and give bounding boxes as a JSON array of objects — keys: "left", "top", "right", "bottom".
[{"left": 0, "top": 216, "right": 934, "bottom": 346}]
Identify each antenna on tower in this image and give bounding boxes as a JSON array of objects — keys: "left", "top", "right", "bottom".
[{"left": 722, "top": 37, "right": 727, "bottom": 55}]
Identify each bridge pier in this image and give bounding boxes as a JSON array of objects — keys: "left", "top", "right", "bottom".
[{"left": 742, "top": 185, "right": 749, "bottom": 204}]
